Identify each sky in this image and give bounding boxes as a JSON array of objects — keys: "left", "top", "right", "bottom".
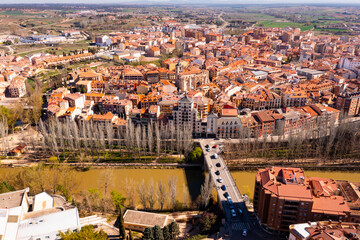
[{"left": 1, "top": 0, "right": 360, "bottom": 4}]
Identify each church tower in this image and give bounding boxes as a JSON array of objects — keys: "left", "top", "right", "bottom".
[{"left": 175, "top": 59, "right": 183, "bottom": 76}]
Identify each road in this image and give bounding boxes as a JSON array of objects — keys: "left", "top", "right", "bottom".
[
  {"left": 218, "top": 12, "right": 229, "bottom": 30},
  {"left": 200, "top": 139, "right": 251, "bottom": 238},
  {"left": 200, "top": 139, "right": 284, "bottom": 240}
]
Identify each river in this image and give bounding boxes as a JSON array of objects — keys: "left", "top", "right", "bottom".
[{"left": 0, "top": 167, "right": 358, "bottom": 204}]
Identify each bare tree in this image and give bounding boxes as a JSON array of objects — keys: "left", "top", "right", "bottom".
[
  {"left": 135, "top": 126, "right": 141, "bottom": 159},
  {"left": 124, "top": 178, "right": 135, "bottom": 208},
  {"left": 156, "top": 180, "right": 167, "bottom": 211},
  {"left": 137, "top": 179, "right": 147, "bottom": 210},
  {"left": 155, "top": 122, "right": 161, "bottom": 158},
  {"left": 148, "top": 123, "right": 154, "bottom": 160},
  {"left": 0, "top": 117, "right": 9, "bottom": 155},
  {"left": 99, "top": 169, "right": 113, "bottom": 197},
  {"left": 147, "top": 179, "right": 156, "bottom": 210},
  {"left": 105, "top": 122, "right": 114, "bottom": 153},
  {"left": 168, "top": 176, "right": 178, "bottom": 211},
  {"left": 200, "top": 174, "right": 213, "bottom": 209}
]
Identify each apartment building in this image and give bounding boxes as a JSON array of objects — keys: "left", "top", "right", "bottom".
[
  {"left": 254, "top": 167, "right": 351, "bottom": 234},
  {"left": 335, "top": 92, "right": 360, "bottom": 116},
  {"left": 289, "top": 221, "right": 360, "bottom": 240},
  {"left": 172, "top": 93, "right": 198, "bottom": 130},
  {"left": 8, "top": 76, "right": 26, "bottom": 97}
]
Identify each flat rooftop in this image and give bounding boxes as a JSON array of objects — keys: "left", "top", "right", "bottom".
[{"left": 123, "top": 210, "right": 168, "bottom": 228}]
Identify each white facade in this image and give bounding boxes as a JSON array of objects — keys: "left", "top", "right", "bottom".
[
  {"left": 33, "top": 192, "right": 54, "bottom": 212},
  {"left": 173, "top": 94, "right": 198, "bottom": 130},
  {"left": 17, "top": 208, "right": 81, "bottom": 240},
  {"left": 340, "top": 57, "right": 360, "bottom": 70}
]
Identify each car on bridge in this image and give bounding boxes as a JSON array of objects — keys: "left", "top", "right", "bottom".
[{"left": 221, "top": 185, "right": 226, "bottom": 191}]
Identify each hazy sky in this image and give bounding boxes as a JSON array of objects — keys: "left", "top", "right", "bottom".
[{"left": 1, "top": 0, "right": 360, "bottom": 4}]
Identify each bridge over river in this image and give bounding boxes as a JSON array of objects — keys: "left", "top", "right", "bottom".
[{"left": 199, "top": 139, "right": 253, "bottom": 239}]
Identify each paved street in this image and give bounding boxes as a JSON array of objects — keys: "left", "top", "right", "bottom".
[
  {"left": 199, "top": 139, "right": 282, "bottom": 240},
  {"left": 200, "top": 140, "right": 250, "bottom": 238}
]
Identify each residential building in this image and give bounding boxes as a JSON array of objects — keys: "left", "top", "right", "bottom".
[
  {"left": 254, "top": 167, "right": 352, "bottom": 234},
  {"left": 289, "top": 221, "right": 360, "bottom": 240}
]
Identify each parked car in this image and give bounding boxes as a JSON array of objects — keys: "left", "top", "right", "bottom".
[
  {"left": 221, "top": 185, "right": 226, "bottom": 191},
  {"left": 216, "top": 162, "right": 221, "bottom": 167},
  {"left": 215, "top": 170, "right": 220, "bottom": 175},
  {"left": 223, "top": 192, "right": 229, "bottom": 198},
  {"left": 238, "top": 209, "right": 243, "bottom": 215},
  {"left": 212, "top": 145, "right": 217, "bottom": 148},
  {"left": 206, "top": 148, "right": 210, "bottom": 152},
  {"left": 231, "top": 209, "right": 236, "bottom": 217},
  {"left": 205, "top": 144, "right": 209, "bottom": 148},
  {"left": 242, "top": 229, "right": 247, "bottom": 236},
  {"left": 217, "top": 177, "right": 223, "bottom": 183},
  {"left": 228, "top": 198, "right": 233, "bottom": 205},
  {"left": 215, "top": 137, "right": 220, "bottom": 140},
  {"left": 213, "top": 153, "right": 218, "bottom": 159}
]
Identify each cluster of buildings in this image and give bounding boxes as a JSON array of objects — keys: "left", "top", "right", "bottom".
[
  {"left": 0, "top": 188, "right": 81, "bottom": 240},
  {"left": 42, "top": 23, "right": 360, "bottom": 137},
  {"left": 3, "top": 19, "right": 360, "bottom": 138},
  {"left": 254, "top": 167, "right": 360, "bottom": 236}
]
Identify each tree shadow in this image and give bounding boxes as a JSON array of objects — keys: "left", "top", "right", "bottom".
[{"left": 184, "top": 166, "right": 204, "bottom": 202}]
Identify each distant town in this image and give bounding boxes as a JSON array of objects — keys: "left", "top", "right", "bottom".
[{"left": 0, "top": 3, "right": 359, "bottom": 240}]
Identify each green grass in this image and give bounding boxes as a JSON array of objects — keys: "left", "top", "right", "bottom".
[
  {"left": 258, "top": 20, "right": 301, "bottom": 28},
  {"left": 300, "top": 25, "right": 314, "bottom": 31},
  {"left": 314, "top": 28, "right": 348, "bottom": 32},
  {"left": 0, "top": 11, "right": 24, "bottom": 16},
  {"left": 0, "top": 11, "right": 40, "bottom": 16}
]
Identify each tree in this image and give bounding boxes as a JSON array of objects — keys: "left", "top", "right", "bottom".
[
  {"left": 99, "top": 169, "right": 113, "bottom": 197},
  {"left": 168, "top": 222, "right": 180, "bottom": 240},
  {"left": 156, "top": 181, "right": 166, "bottom": 211},
  {"left": 153, "top": 225, "right": 164, "bottom": 240},
  {"left": 188, "top": 147, "right": 202, "bottom": 162},
  {"left": 124, "top": 178, "right": 135, "bottom": 208},
  {"left": 137, "top": 179, "right": 147, "bottom": 210},
  {"left": 168, "top": 177, "right": 177, "bottom": 211},
  {"left": 147, "top": 179, "right": 156, "bottom": 210},
  {"left": 0, "top": 181, "right": 15, "bottom": 193},
  {"left": 129, "top": 229, "right": 134, "bottom": 240},
  {"left": 200, "top": 174, "right": 213, "bottom": 209},
  {"left": 111, "top": 190, "right": 126, "bottom": 213},
  {"left": 162, "top": 225, "right": 170, "bottom": 240},
  {"left": 143, "top": 227, "right": 153, "bottom": 240},
  {"left": 27, "top": 78, "right": 43, "bottom": 127},
  {"left": 59, "top": 225, "right": 108, "bottom": 240},
  {"left": 118, "top": 209, "right": 126, "bottom": 240},
  {"left": 199, "top": 212, "right": 217, "bottom": 235}
]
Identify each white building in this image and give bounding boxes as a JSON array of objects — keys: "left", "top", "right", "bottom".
[
  {"left": 340, "top": 57, "right": 360, "bottom": 71},
  {"left": 17, "top": 208, "right": 80, "bottom": 240},
  {"left": 0, "top": 189, "right": 80, "bottom": 240},
  {"left": 172, "top": 93, "right": 199, "bottom": 130}
]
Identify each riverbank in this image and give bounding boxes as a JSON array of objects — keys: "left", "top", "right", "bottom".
[{"left": 225, "top": 158, "right": 360, "bottom": 171}]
